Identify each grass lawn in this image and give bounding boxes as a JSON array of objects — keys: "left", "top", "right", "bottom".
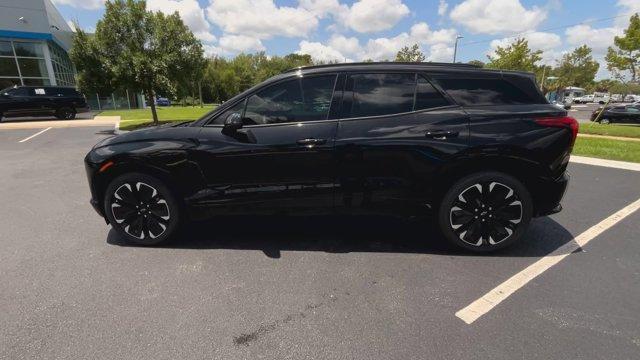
[
  {"left": 573, "top": 137, "right": 640, "bottom": 163},
  {"left": 100, "top": 105, "right": 216, "bottom": 131},
  {"left": 579, "top": 122, "right": 640, "bottom": 139}
]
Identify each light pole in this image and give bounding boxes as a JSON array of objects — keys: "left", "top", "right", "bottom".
[{"left": 453, "top": 35, "right": 463, "bottom": 63}]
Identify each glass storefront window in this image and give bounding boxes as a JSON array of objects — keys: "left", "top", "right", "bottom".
[
  {"left": 13, "top": 42, "right": 44, "bottom": 58},
  {"left": 0, "top": 58, "right": 19, "bottom": 76},
  {"left": 22, "top": 78, "right": 51, "bottom": 86},
  {"left": 18, "top": 58, "right": 48, "bottom": 77},
  {"left": 0, "top": 41, "right": 14, "bottom": 56}
]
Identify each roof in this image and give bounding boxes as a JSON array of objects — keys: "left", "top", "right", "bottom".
[{"left": 282, "top": 61, "right": 533, "bottom": 77}]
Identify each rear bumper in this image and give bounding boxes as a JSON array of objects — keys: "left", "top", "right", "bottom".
[{"left": 534, "top": 171, "right": 569, "bottom": 216}]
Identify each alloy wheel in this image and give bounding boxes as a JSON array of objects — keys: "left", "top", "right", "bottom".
[
  {"left": 449, "top": 182, "right": 523, "bottom": 247},
  {"left": 110, "top": 182, "right": 170, "bottom": 240}
]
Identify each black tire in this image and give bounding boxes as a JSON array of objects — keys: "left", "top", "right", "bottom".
[
  {"left": 600, "top": 118, "right": 611, "bottom": 124},
  {"left": 104, "top": 173, "right": 181, "bottom": 246},
  {"left": 55, "top": 107, "right": 76, "bottom": 120},
  {"left": 437, "top": 171, "right": 533, "bottom": 252}
]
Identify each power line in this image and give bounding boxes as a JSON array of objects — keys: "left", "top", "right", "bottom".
[{"left": 460, "top": 14, "right": 629, "bottom": 46}]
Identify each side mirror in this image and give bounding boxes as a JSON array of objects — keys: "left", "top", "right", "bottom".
[{"left": 222, "top": 112, "right": 243, "bottom": 133}]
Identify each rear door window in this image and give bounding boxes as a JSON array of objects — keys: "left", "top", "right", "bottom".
[
  {"left": 346, "top": 73, "right": 415, "bottom": 118},
  {"left": 415, "top": 75, "right": 450, "bottom": 110},
  {"left": 433, "top": 77, "right": 539, "bottom": 106}
]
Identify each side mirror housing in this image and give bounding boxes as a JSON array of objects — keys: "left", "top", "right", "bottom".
[{"left": 222, "top": 112, "right": 243, "bottom": 133}]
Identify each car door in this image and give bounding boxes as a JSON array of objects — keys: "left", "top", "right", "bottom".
[
  {"left": 334, "top": 72, "right": 469, "bottom": 216},
  {"left": 29, "top": 87, "right": 52, "bottom": 115},
  {"left": 2, "top": 87, "right": 34, "bottom": 116},
  {"left": 192, "top": 73, "right": 341, "bottom": 216},
  {"left": 624, "top": 105, "right": 640, "bottom": 123}
]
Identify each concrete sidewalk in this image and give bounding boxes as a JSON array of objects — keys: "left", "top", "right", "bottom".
[{"left": 0, "top": 116, "right": 120, "bottom": 130}]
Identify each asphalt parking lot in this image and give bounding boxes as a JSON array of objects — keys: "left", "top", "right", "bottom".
[{"left": 1, "top": 125, "right": 639, "bottom": 360}]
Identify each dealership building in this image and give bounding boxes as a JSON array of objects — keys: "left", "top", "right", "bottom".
[{"left": 0, "top": 0, "right": 76, "bottom": 90}]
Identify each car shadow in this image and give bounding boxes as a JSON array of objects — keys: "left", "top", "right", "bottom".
[{"left": 106, "top": 215, "right": 576, "bottom": 259}]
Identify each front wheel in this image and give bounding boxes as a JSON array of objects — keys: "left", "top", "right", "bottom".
[
  {"left": 104, "top": 173, "right": 181, "bottom": 245},
  {"left": 55, "top": 107, "right": 76, "bottom": 120},
  {"left": 600, "top": 118, "right": 610, "bottom": 124},
  {"left": 437, "top": 172, "right": 533, "bottom": 252}
]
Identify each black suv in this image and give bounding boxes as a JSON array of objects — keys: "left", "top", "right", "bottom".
[
  {"left": 0, "top": 86, "right": 89, "bottom": 121},
  {"left": 85, "top": 62, "right": 576, "bottom": 252}
]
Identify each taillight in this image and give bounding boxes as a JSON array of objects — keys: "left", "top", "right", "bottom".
[{"left": 535, "top": 116, "right": 579, "bottom": 146}]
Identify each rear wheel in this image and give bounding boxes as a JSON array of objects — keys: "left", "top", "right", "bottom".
[
  {"left": 104, "top": 173, "right": 181, "bottom": 245},
  {"left": 437, "top": 172, "right": 533, "bottom": 252},
  {"left": 55, "top": 107, "right": 76, "bottom": 120}
]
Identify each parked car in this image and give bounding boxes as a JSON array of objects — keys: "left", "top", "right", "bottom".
[
  {"left": 156, "top": 97, "right": 171, "bottom": 106},
  {"left": 0, "top": 86, "right": 89, "bottom": 121},
  {"left": 85, "top": 62, "right": 576, "bottom": 253},
  {"left": 593, "top": 92, "right": 610, "bottom": 104},
  {"left": 624, "top": 94, "right": 640, "bottom": 103},
  {"left": 573, "top": 94, "right": 593, "bottom": 104},
  {"left": 591, "top": 104, "right": 640, "bottom": 124}
]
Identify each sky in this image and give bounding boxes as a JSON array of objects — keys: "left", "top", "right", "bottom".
[{"left": 53, "top": 0, "right": 640, "bottom": 79}]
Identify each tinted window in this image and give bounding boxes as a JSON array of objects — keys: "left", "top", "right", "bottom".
[
  {"left": 244, "top": 75, "right": 336, "bottom": 125},
  {"left": 347, "top": 73, "right": 415, "bottom": 118},
  {"left": 434, "top": 77, "right": 537, "bottom": 106},
  {"left": 415, "top": 76, "right": 449, "bottom": 110},
  {"left": 9, "top": 87, "right": 29, "bottom": 96},
  {"left": 211, "top": 100, "right": 246, "bottom": 125}
]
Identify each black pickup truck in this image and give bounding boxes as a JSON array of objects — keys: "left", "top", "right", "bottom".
[{"left": 0, "top": 86, "right": 89, "bottom": 121}]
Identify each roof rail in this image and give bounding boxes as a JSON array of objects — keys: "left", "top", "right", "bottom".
[{"left": 282, "top": 61, "right": 481, "bottom": 74}]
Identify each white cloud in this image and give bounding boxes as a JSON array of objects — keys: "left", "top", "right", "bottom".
[
  {"left": 206, "top": 0, "right": 319, "bottom": 39},
  {"left": 336, "top": 0, "right": 410, "bottom": 33},
  {"left": 438, "top": 0, "right": 449, "bottom": 16},
  {"left": 298, "top": 0, "right": 342, "bottom": 17},
  {"left": 427, "top": 43, "right": 454, "bottom": 62},
  {"left": 361, "top": 22, "right": 457, "bottom": 60},
  {"left": 328, "top": 35, "right": 361, "bottom": 57},
  {"left": 146, "top": 0, "right": 215, "bottom": 42},
  {"left": 52, "top": 0, "right": 104, "bottom": 10},
  {"left": 487, "top": 32, "right": 562, "bottom": 65},
  {"left": 490, "top": 32, "right": 561, "bottom": 52},
  {"left": 565, "top": 25, "right": 623, "bottom": 53},
  {"left": 450, "top": 0, "right": 547, "bottom": 34},
  {"left": 218, "top": 34, "right": 265, "bottom": 53},
  {"left": 616, "top": 0, "right": 640, "bottom": 27},
  {"left": 297, "top": 40, "right": 352, "bottom": 63}
]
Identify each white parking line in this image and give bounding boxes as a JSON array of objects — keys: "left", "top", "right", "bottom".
[
  {"left": 455, "top": 197, "right": 640, "bottom": 325},
  {"left": 18, "top": 127, "right": 52, "bottom": 143},
  {"left": 570, "top": 156, "right": 640, "bottom": 172}
]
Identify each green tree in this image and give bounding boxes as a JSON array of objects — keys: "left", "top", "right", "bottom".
[
  {"left": 395, "top": 44, "right": 426, "bottom": 62},
  {"left": 486, "top": 38, "right": 542, "bottom": 72},
  {"left": 605, "top": 13, "right": 640, "bottom": 82},
  {"left": 69, "top": 27, "right": 115, "bottom": 95},
  {"left": 553, "top": 45, "right": 599, "bottom": 89},
  {"left": 70, "top": 0, "right": 204, "bottom": 125},
  {"left": 467, "top": 60, "right": 485, "bottom": 67}
]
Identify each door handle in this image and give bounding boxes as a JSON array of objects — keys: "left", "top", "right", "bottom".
[
  {"left": 425, "top": 130, "right": 459, "bottom": 140},
  {"left": 297, "top": 138, "right": 327, "bottom": 147}
]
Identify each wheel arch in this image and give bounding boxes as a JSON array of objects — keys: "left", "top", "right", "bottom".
[{"left": 432, "top": 153, "right": 547, "bottom": 214}]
